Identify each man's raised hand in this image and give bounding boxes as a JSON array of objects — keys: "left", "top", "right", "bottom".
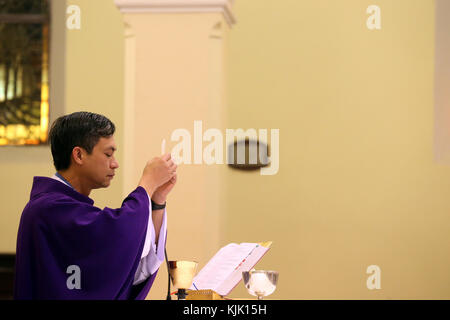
[{"left": 139, "top": 153, "right": 177, "bottom": 197}]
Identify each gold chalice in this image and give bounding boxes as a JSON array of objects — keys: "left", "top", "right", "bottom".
[{"left": 168, "top": 260, "right": 198, "bottom": 300}]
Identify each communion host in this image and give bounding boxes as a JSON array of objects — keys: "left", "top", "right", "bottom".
[{"left": 14, "top": 111, "right": 177, "bottom": 299}]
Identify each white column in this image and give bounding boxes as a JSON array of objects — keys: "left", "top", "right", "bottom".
[{"left": 115, "top": 0, "right": 236, "bottom": 299}]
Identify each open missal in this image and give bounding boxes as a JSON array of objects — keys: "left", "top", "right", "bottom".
[{"left": 190, "top": 241, "right": 272, "bottom": 297}]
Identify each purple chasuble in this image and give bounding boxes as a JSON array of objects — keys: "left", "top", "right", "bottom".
[{"left": 14, "top": 177, "right": 159, "bottom": 300}]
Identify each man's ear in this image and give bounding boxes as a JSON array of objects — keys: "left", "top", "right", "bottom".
[{"left": 72, "top": 147, "right": 85, "bottom": 165}]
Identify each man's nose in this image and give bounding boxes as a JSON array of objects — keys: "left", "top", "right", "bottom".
[{"left": 111, "top": 159, "right": 119, "bottom": 169}]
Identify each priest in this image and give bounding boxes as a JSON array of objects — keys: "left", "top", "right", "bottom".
[{"left": 14, "top": 111, "right": 177, "bottom": 299}]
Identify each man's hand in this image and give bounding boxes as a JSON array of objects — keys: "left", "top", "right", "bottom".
[
  {"left": 152, "top": 173, "right": 177, "bottom": 205},
  {"left": 139, "top": 153, "right": 177, "bottom": 198}
]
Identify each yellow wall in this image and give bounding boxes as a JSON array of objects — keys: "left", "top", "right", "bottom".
[
  {"left": 0, "top": 0, "right": 67, "bottom": 252},
  {"left": 64, "top": 0, "right": 125, "bottom": 209},
  {"left": 0, "top": 0, "right": 125, "bottom": 250},
  {"left": 434, "top": 0, "right": 450, "bottom": 163},
  {"left": 2, "top": 0, "right": 450, "bottom": 301},
  {"left": 226, "top": 0, "right": 450, "bottom": 299}
]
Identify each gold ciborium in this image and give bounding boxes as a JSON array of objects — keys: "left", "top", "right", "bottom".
[{"left": 168, "top": 260, "right": 198, "bottom": 300}]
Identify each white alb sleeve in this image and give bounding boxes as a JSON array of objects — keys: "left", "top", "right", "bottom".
[{"left": 133, "top": 195, "right": 167, "bottom": 285}]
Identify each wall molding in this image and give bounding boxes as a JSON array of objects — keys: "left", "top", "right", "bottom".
[{"left": 114, "top": 0, "right": 236, "bottom": 26}]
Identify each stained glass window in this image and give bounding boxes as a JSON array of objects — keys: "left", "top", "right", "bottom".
[{"left": 0, "top": 0, "right": 49, "bottom": 145}]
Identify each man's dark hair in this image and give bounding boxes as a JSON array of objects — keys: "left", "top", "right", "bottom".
[{"left": 49, "top": 112, "right": 115, "bottom": 171}]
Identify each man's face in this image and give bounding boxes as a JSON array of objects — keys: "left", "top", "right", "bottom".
[{"left": 81, "top": 136, "right": 119, "bottom": 189}]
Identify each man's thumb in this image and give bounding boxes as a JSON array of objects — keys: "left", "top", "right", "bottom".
[{"left": 162, "top": 153, "right": 171, "bottom": 161}]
